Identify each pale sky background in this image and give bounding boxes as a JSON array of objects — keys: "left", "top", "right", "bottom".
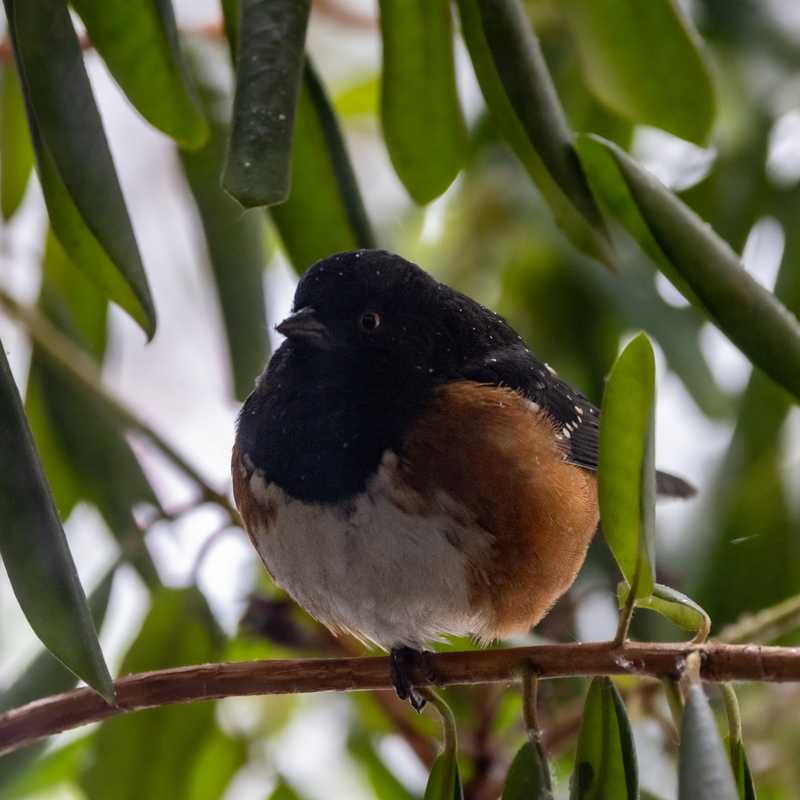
[{"left": 1, "top": 1, "right": 799, "bottom": 798}]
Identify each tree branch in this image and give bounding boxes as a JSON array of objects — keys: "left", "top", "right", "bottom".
[{"left": 2, "top": 642, "right": 799, "bottom": 756}]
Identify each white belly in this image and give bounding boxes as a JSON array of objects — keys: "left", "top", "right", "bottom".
[{"left": 247, "top": 453, "right": 493, "bottom": 648}]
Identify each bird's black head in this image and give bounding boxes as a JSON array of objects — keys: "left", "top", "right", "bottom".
[{"left": 275, "top": 249, "right": 515, "bottom": 385}]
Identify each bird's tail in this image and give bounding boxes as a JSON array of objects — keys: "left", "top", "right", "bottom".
[{"left": 656, "top": 470, "right": 696, "bottom": 499}]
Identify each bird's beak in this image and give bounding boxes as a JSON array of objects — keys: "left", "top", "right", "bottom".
[{"left": 276, "top": 307, "right": 330, "bottom": 347}]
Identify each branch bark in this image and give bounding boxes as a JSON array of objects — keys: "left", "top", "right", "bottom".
[{"left": 3, "top": 641, "right": 800, "bottom": 756}]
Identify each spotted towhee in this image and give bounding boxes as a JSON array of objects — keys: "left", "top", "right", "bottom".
[{"left": 232, "top": 249, "right": 694, "bottom": 708}]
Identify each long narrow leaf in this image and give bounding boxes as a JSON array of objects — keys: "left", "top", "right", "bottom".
[
  {"left": 455, "top": 0, "right": 613, "bottom": 267},
  {"left": 424, "top": 751, "right": 464, "bottom": 800},
  {"left": 379, "top": 0, "right": 468, "bottom": 203},
  {"left": 5, "top": 0, "right": 156, "bottom": 337},
  {"left": 599, "top": 333, "right": 656, "bottom": 599},
  {"left": 571, "top": 678, "right": 638, "bottom": 799},
  {"left": 223, "top": 0, "right": 311, "bottom": 207},
  {"left": 0, "top": 62, "right": 33, "bottom": 219},
  {"left": 578, "top": 134, "right": 800, "bottom": 402},
  {"left": 561, "top": 0, "right": 715, "bottom": 144},
  {"left": 271, "top": 60, "right": 376, "bottom": 271},
  {"left": 0, "top": 341, "right": 113, "bottom": 701},
  {"left": 71, "top": 0, "right": 207, "bottom": 149},
  {"left": 679, "top": 686, "right": 738, "bottom": 800}
]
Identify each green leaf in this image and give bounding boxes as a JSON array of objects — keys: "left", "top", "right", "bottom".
[
  {"left": 620, "top": 583, "right": 711, "bottom": 639},
  {"left": 455, "top": 0, "right": 613, "bottom": 268},
  {"left": 2, "top": 737, "right": 92, "bottom": 800},
  {"left": 424, "top": 750, "right": 464, "bottom": 800},
  {"left": 725, "top": 737, "right": 757, "bottom": 800},
  {"left": 4, "top": 0, "right": 156, "bottom": 337},
  {"left": 269, "top": 780, "right": 304, "bottom": 800},
  {"left": 223, "top": 0, "right": 312, "bottom": 207},
  {"left": 80, "top": 588, "right": 226, "bottom": 800},
  {"left": 185, "top": 728, "right": 248, "bottom": 800},
  {"left": 599, "top": 333, "right": 656, "bottom": 599},
  {"left": 379, "top": 0, "right": 468, "bottom": 203},
  {"left": 70, "top": 0, "right": 207, "bottom": 148},
  {"left": 578, "top": 134, "right": 800, "bottom": 403},
  {"left": 678, "top": 686, "right": 738, "bottom": 800},
  {"left": 503, "top": 740, "right": 554, "bottom": 800},
  {"left": 0, "top": 570, "right": 114, "bottom": 790},
  {"left": 570, "top": 678, "right": 638, "bottom": 800},
  {"left": 0, "top": 340, "right": 114, "bottom": 701},
  {"left": 0, "top": 62, "right": 33, "bottom": 219},
  {"left": 181, "top": 51, "right": 270, "bottom": 400},
  {"left": 560, "top": 0, "right": 715, "bottom": 144},
  {"left": 349, "top": 734, "right": 416, "bottom": 800},
  {"left": 270, "top": 60, "right": 376, "bottom": 272}
]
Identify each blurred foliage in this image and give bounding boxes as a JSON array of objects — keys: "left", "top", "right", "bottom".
[{"left": 1, "top": 0, "right": 800, "bottom": 798}]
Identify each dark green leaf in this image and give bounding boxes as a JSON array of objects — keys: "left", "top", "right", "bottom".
[
  {"left": 570, "top": 678, "right": 638, "bottom": 800},
  {"left": 4, "top": 0, "right": 156, "bottom": 337},
  {"left": 80, "top": 588, "right": 226, "bottom": 800},
  {"left": 270, "top": 60, "right": 376, "bottom": 271},
  {"left": 578, "top": 134, "right": 800, "bottom": 402},
  {"left": 379, "top": 0, "right": 468, "bottom": 203},
  {"left": 0, "top": 341, "right": 114, "bottom": 701},
  {"left": 455, "top": 0, "right": 613, "bottom": 267},
  {"left": 599, "top": 333, "right": 656, "bottom": 598},
  {"left": 181, "top": 51, "right": 270, "bottom": 400},
  {"left": 269, "top": 781, "right": 303, "bottom": 800},
  {"left": 0, "top": 62, "right": 33, "bottom": 219},
  {"left": 561, "top": 0, "right": 715, "bottom": 143},
  {"left": 221, "top": 0, "right": 240, "bottom": 62},
  {"left": 679, "top": 686, "right": 738, "bottom": 800},
  {"left": 503, "top": 740, "right": 554, "bottom": 800},
  {"left": 424, "top": 750, "right": 464, "bottom": 800},
  {"left": 71, "top": 0, "right": 207, "bottom": 148},
  {"left": 725, "top": 737, "right": 757, "bottom": 800},
  {"left": 223, "top": 0, "right": 311, "bottom": 207}
]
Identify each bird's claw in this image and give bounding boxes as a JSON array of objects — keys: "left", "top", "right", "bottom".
[{"left": 390, "top": 646, "right": 434, "bottom": 712}]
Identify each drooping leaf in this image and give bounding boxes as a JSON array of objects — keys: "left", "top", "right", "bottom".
[
  {"left": 80, "top": 588, "right": 226, "bottom": 800},
  {"left": 678, "top": 686, "right": 738, "bottom": 800},
  {"left": 455, "top": 0, "right": 613, "bottom": 267},
  {"left": 620, "top": 583, "right": 710, "bottom": 639},
  {"left": 0, "top": 61, "right": 33, "bottom": 219},
  {"left": 599, "top": 333, "right": 656, "bottom": 599},
  {"left": 223, "top": 0, "right": 311, "bottom": 207},
  {"left": 4, "top": 0, "right": 156, "bottom": 337},
  {"left": 570, "top": 678, "right": 638, "bottom": 799},
  {"left": 0, "top": 341, "right": 114, "bottom": 701},
  {"left": 560, "top": 0, "right": 715, "bottom": 144},
  {"left": 503, "top": 740, "right": 554, "bottom": 800},
  {"left": 424, "top": 750, "right": 464, "bottom": 800},
  {"left": 577, "top": 134, "right": 800, "bottom": 402},
  {"left": 378, "top": 0, "right": 468, "bottom": 203},
  {"left": 70, "top": 0, "right": 207, "bottom": 148},
  {"left": 270, "top": 60, "right": 376, "bottom": 272}
]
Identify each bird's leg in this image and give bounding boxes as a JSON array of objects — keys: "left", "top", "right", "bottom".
[{"left": 390, "top": 646, "right": 434, "bottom": 712}]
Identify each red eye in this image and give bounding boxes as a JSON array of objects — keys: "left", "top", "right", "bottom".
[{"left": 359, "top": 311, "right": 381, "bottom": 332}]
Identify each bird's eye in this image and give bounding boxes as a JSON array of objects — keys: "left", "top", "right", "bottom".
[{"left": 359, "top": 311, "right": 381, "bottom": 333}]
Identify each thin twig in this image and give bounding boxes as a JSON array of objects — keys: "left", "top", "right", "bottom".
[
  {"left": 719, "top": 592, "right": 800, "bottom": 645},
  {"left": 0, "top": 290, "right": 240, "bottom": 522},
  {"left": 2, "top": 641, "right": 800, "bottom": 757}
]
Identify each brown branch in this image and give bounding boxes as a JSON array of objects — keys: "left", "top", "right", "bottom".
[{"left": 3, "top": 642, "right": 800, "bottom": 757}]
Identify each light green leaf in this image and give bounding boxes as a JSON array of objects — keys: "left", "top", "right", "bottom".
[
  {"left": 181, "top": 51, "right": 270, "bottom": 400},
  {"left": 570, "top": 678, "right": 638, "bottom": 799},
  {"left": 599, "top": 333, "right": 656, "bottom": 599},
  {"left": 223, "top": 0, "right": 311, "bottom": 207},
  {"left": 455, "top": 0, "right": 613, "bottom": 267},
  {"left": 71, "top": 0, "right": 207, "bottom": 148},
  {"left": 80, "top": 588, "right": 225, "bottom": 800},
  {"left": 0, "top": 341, "right": 114, "bottom": 701},
  {"left": 271, "top": 60, "right": 376, "bottom": 272},
  {"left": 561, "top": 0, "right": 715, "bottom": 144},
  {"left": 379, "top": 0, "right": 468, "bottom": 203},
  {"left": 185, "top": 728, "right": 248, "bottom": 800},
  {"left": 4, "top": 0, "right": 156, "bottom": 337},
  {"left": 2, "top": 737, "right": 92, "bottom": 800},
  {"left": 679, "top": 686, "right": 738, "bottom": 800},
  {"left": 577, "top": 134, "right": 800, "bottom": 403},
  {"left": 503, "top": 740, "right": 554, "bottom": 799},
  {"left": 0, "top": 62, "right": 33, "bottom": 219},
  {"left": 619, "top": 583, "right": 711, "bottom": 639},
  {"left": 424, "top": 750, "right": 464, "bottom": 800}
]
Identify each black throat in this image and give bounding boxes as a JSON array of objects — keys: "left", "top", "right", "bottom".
[{"left": 236, "top": 342, "right": 432, "bottom": 504}]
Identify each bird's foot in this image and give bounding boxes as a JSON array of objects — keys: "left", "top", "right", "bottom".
[{"left": 390, "top": 646, "right": 434, "bottom": 712}]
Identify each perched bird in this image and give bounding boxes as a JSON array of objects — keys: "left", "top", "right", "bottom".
[{"left": 232, "top": 249, "right": 693, "bottom": 708}]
